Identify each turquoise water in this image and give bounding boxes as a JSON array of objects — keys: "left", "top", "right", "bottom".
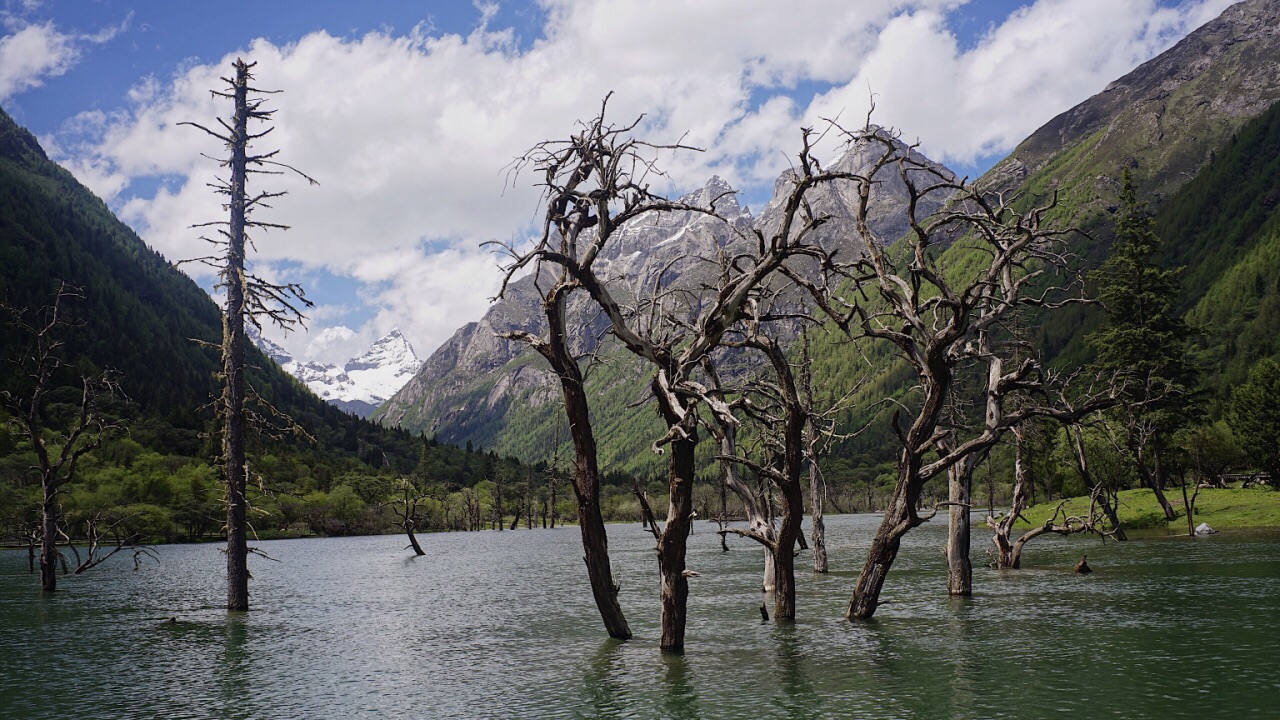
[{"left": 2, "top": 514, "right": 1277, "bottom": 719}]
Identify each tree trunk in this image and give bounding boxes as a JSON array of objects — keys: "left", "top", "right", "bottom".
[
  {"left": 808, "top": 439, "right": 828, "bottom": 574},
  {"left": 1068, "top": 423, "right": 1126, "bottom": 541},
  {"left": 847, "top": 483, "right": 913, "bottom": 619},
  {"left": 40, "top": 480, "right": 58, "bottom": 592},
  {"left": 945, "top": 459, "right": 972, "bottom": 596},
  {"left": 990, "top": 427, "right": 1029, "bottom": 570},
  {"left": 657, "top": 432, "right": 695, "bottom": 652},
  {"left": 1132, "top": 433, "right": 1177, "bottom": 522},
  {"left": 772, "top": 478, "right": 804, "bottom": 620},
  {"left": 548, "top": 294, "right": 631, "bottom": 640},
  {"left": 405, "top": 521, "right": 426, "bottom": 556},
  {"left": 223, "top": 60, "right": 252, "bottom": 613}
]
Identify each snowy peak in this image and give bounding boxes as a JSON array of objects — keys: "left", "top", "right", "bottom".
[
  {"left": 346, "top": 328, "right": 416, "bottom": 372},
  {"left": 246, "top": 325, "right": 293, "bottom": 366},
  {"left": 251, "top": 328, "right": 423, "bottom": 418}
]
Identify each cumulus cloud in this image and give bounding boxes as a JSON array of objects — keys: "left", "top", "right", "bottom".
[
  {"left": 0, "top": 14, "right": 128, "bottom": 101},
  {"left": 47, "top": 0, "right": 1239, "bottom": 363},
  {"left": 806, "top": 0, "right": 1240, "bottom": 168}
]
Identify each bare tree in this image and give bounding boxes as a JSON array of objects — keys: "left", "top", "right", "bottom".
[
  {"left": 1, "top": 283, "right": 126, "bottom": 592},
  {"left": 392, "top": 477, "right": 428, "bottom": 556},
  {"left": 987, "top": 420, "right": 1114, "bottom": 569},
  {"left": 798, "top": 330, "right": 831, "bottom": 574},
  {"left": 792, "top": 124, "right": 1101, "bottom": 620},
  {"left": 181, "top": 58, "right": 316, "bottom": 611},
  {"left": 497, "top": 99, "right": 858, "bottom": 650}
]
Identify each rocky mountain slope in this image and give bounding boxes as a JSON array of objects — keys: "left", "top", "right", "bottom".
[
  {"left": 376, "top": 133, "right": 958, "bottom": 462},
  {"left": 381, "top": 0, "right": 1280, "bottom": 474},
  {"left": 985, "top": 0, "right": 1280, "bottom": 210}
]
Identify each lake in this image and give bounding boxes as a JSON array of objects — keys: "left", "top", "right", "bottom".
[{"left": 1, "top": 514, "right": 1278, "bottom": 719}]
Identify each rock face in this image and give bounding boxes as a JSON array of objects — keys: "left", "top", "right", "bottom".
[
  {"left": 377, "top": 135, "right": 957, "bottom": 453},
  {"left": 249, "top": 327, "right": 422, "bottom": 418},
  {"left": 985, "top": 0, "right": 1280, "bottom": 204}
]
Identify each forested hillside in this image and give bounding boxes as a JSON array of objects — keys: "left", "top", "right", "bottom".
[{"left": 0, "top": 106, "right": 529, "bottom": 543}]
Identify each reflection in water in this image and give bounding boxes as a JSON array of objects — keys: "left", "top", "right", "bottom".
[
  {"left": 578, "top": 638, "right": 629, "bottom": 719},
  {"left": 217, "top": 615, "right": 250, "bottom": 716},
  {"left": 661, "top": 653, "right": 700, "bottom": 720},
  {"left": 941, "top": 598, "right": 977, "bottom": 720},
  {"left": 774, "top": 623, "right": 815, "bottom": 719}
]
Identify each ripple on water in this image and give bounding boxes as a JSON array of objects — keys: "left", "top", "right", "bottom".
[{"left": 1, "top": 518, "right": 1278, "bottom": 719}]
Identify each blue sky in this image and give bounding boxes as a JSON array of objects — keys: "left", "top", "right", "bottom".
[{"left": 0, "top": 0, "right": 1237, "bottom": 364}]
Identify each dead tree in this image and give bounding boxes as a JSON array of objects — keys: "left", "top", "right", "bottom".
[
  {"left": 987, "top": 421, "right": 1113, "bottom": 568},
  {"left": 793, "top": 124, "right": 1099, "bottom": 620},
  {"left": 393, "top": 477, "right": 428, "bottom": 556},
  {"left": 702, "top": 357, "right": 776, "bottom": 585},
  {"left": 1, "top": 283, "right": 125, "bottom": 592},
  {"left": 180, "top": 58, "right": 315, "bottom": 611},
  {"left": 706, "top": 333, "right": 807, "bottom": 621},
  {"left": 798, "top": 330, "right": 831, "bottom": 574},
  {"left": 496, "top": 99, "right": 855, "bottom": 650},
  {"left": 61, "top": 510, "right": 158, "bottom": 574}
]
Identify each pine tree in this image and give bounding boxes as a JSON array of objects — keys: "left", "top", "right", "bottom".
[
  {"left": 1228, "top": 357, "right": 1280, "bottom": 487},
  {"left": 1089, "top": 170, "right": 1198, "bottom": 520}
]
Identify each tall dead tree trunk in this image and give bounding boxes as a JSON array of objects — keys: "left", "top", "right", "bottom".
[
  {"left": 498, "top": 270, "right": 632, "bottom": 639},
  {"left": 945, "top": 454, "right": 975, "bottom": 597},
  {"left": 181, "top": 58, "right": 314, "bottom": 611},
  {"left": 222, "top": 69, "right": 250, "bottom": 609},
  {"left": 655, "top": 397, "right": 696, "bottom": 651},
  {"left": 800, "top": 331, "right": 828, "bottom": 574}
]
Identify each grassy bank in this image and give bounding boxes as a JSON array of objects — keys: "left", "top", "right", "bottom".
[{"left": 1018, "top": 486, "right": 1280, "bottom": 531}]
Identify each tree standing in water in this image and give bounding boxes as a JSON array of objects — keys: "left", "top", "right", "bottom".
[
  {"left": 1, "top": 283, "right": 125, "bottom": 592},
  {"left": 181, "top": 59, "right": 315, "bottom": 611}
]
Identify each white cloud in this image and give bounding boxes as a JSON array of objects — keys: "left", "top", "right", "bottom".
[
  {"left": 304, "top": 325, "right": 358, "bottom": 365},
  {"left": 0, "top": 22, "right": 77, "bottom": 99},
  {"left": 805, "top": 0, "right": 1240, "bottom": 169},
  {"left": 47, "top": 0, "right": 1240, "bottom": 364},
  {"left": 0, "top": 14, "right": 128, "bottom": 101}
]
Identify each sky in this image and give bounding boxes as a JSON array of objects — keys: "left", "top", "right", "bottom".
[{"left": 0, "top": 0, "right": 1239, "bottom": 366}]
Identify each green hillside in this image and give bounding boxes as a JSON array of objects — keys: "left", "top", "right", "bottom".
[{"left": 0, "top": 106, "right": 529, "bottom": 542}]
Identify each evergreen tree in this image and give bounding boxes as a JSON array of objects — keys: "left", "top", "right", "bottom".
[
  {"left": 1228, "top": 357, "right": 1280, "bottom": 487},
  {"left": 1088, "top": 170, "right": 1198, "bottom": 519}
]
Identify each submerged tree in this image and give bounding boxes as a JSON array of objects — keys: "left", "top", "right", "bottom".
[
  {"left": 498, "top": 99, "right": 852, "bottom": 650},
  {"left": 1, "top": 283, "right": 126, "bottom": 592},
  {"left": 795, "top": 124, "right": 1095, "bottom": 619},
  {"left": 181, "top": 58, "right": 315, "bottom": 611}
]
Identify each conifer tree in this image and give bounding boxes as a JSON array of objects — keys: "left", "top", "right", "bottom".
[
  {"left": 1229, "top": 357, "right": 1280, "bottom": 488},
  {"left": 1089, "top": 170, "right": 1198, "bottom": 520}
]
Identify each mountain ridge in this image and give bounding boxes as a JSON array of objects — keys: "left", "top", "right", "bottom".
[
  {"left": 250, "top": 327, "right": 422, "bottom": 418},
  {"left": 377, "top": 0, "right": 1280, "bottom": 474}
]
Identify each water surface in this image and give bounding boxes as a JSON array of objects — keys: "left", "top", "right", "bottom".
[{"left": 2, "top": 514, "right": 1277, "bottom": 719}]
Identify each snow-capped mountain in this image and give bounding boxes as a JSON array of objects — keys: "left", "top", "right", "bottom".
[{"left": 249, "top": 327, "right": 423, "bottom": 418}]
